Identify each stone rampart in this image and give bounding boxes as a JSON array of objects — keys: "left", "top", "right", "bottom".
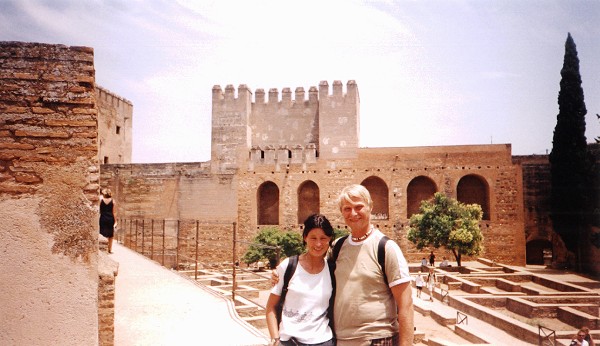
[{"left": 104, "top": 143, "right": 526, "bottom": 266}]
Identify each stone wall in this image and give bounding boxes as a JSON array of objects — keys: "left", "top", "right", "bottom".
[
  {"left": 0, "top": 42, "right": 101, "bottom": 344},
  {"left": 100, "top": 162, "right": 236, "bottom": 221},
  {"left": 513, "top": 155, "right": 556, "bottom": 264},
  {"left": 238, "top": 144, "right": 526, "bottom": 265},
  {"left": 516, "top": 144, "right": 600, "bottom": 273},
  {"left": 103, "top": 144, "right": 527, "bottom": 266}
]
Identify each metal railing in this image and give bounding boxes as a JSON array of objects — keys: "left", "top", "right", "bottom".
[
  {"left": 116, "top": 219, "right": 280, "bottom": 307},
  {"left": 457, "top": 311, "right": 468, "bottom": 325},
  {"left": 116, "top": 218, "right": 234, "bottom": 281},
  {"left": 538, "top": 325, "right": 556, "bottom": 346}
]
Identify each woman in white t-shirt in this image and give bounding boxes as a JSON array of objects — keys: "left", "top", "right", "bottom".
[
  {"left": 415, "top": 271, "right": 425, "bottom": 299},
  {"left": 265, "top": 214, "right": 335, "bottom": 346}
]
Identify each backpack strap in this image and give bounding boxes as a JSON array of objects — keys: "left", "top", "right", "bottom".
[
  {"left": 332, "top": 234, "right": 389, "bottom": 285},
  {"left": 378, "top": 236, "right": 390, "bottom": 286},
  {"left": 326, "top": 258, "right": 336, "bottom": 338},
  {"left": 276, "top": 255, "right": 298, "bottom": 324},
  {"left": 331, "top": 235, "right": 348, "bottom": 262}
]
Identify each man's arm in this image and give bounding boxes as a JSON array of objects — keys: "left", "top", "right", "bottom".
[{"left": 390, "top": 281, "right": 414, "bottom": 346}]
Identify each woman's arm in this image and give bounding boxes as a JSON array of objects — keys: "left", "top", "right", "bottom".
[{"left": 265, "top": 293, "right": 281, "bottom": 345}]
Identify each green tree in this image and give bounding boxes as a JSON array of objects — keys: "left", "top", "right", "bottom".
[
  {"left": 242, "top": 227, "right": 303, "bottom": 268},
  {"left": 549, "top": 33, "right": 595, "bottom": 264},
  {"left": 407, "top": 193, "right": 483, "bottom": 266}
]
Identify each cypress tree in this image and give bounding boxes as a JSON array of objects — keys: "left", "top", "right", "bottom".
[{"left": 549, "top": 33, "right": 593, "bottom": 263}]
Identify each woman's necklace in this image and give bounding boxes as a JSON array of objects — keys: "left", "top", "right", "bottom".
[{"left": 351, "top": 226, "right": 373, "bottom": 242}]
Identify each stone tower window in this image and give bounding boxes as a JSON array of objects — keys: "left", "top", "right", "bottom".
[
  {"left": 116, "top": 125, "right": 121, "bottom": 134},
  {"left": 457, "top": 174, "right": 490, "bottom": 220},
  {"left": 361, "top": 176, "right": 389, "bottom": 220},
  {"left": 257, "top": 181, "right": 279, "bottom": 225},
  {"left": 407, "top": 176, "right": 437, "bottom": 218},
  {"left": 297, "top": 180, "right": 320, "bottom": 224}
]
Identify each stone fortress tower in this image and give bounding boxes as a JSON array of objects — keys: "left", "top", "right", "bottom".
[
  {"left": 96, "top": 86, "right": 132, "bottom": 164},
  {"left": 211, "top": 80, "right": 359, "bottom": 175}
]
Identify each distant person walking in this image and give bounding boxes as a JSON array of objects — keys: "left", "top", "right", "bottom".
[
  {"left": 99, "top": 188, "right": 116, "bottom": 253},
  {"left": 426, "top": 267, "right": 437, "bottom": 302},
  {"left": 415, "top": 271, "right": 425, "bottom": 299},
  {"left": 429, "top": 251, "right": 435, "bottom": 267}
]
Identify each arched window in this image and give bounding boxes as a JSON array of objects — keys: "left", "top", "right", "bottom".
[
  {"left": 457, "top": 174, "right": 490, "bottom": 220},
  {"left": 297, "top": 180, "right": 320, "bottom": 224},
  {"left": 407, "top": 176, "right": 437, "bottom": 218},
  {"left": 257, "top": 181, "right": 279, "bottom": 225},
  {"left": 361, "top": 176, "right": 389, "bottom": 220}
]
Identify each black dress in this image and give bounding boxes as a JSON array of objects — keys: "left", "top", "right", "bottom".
[{"left": 99, "top": 199, "right": 115, "bottom": 238}]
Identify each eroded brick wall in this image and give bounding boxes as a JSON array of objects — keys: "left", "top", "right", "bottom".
[{"left": 0, "top": 42, "right": 102, "bottom": 345}]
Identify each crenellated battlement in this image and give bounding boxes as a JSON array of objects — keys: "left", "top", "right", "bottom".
[
  {"left": 96, "top": 85, "right": 133, "bottom": 112},
  {"left": 211, "top": 80, "right": 359, "bottom": 172},
  {"left": 212, "top": 80, "right": 358, "bottom": 108}
]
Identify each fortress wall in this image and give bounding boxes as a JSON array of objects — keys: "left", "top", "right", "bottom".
[
  {"left": 516, "top": 154, "right": 571, "bottom": 266},
  {"left": 0, "top": 42, "right": 100, "bottom": 344},
  {"left": 237, "top": 144, "right": 526, "bottom": 265},
  {"left": 250, "top": 86, "right": 319, "bottom": 149},
  {"left": 96, "top": 86, "right": 132, "bottom": 164},
  {"left": 101, "top": 162, "right": 237, "bottom": 222},
  {"left": 103, "top": 145, "right": 526, "bottom": 266}
]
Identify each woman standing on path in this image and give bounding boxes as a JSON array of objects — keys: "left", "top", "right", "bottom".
[
  {"left": 426, "top": 267, "right": 437, "bottom": 302},
  {"left": 265, "top": 214, "right": 335, "bottom": 346},
  {"left": 99, "top": 188, "right": 116, "bottom": 254}
]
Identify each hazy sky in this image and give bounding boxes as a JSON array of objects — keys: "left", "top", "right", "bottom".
[{"left": 1, "top": 0, "right": 599, "bottom": 163}]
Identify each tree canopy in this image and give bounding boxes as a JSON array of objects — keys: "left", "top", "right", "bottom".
[
  {"left": 242, "top": 227, "right": 303, "bottom": 268},
  {"left": 241, "top": 226, "right": 349, "bottom": 268},
  {"left": 407, "top": 192, "right": 483, "bottom": 266}
]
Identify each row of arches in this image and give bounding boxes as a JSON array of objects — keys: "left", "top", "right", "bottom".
[{"left": 257, "top": 174, "right": 490, "bottom": 225}]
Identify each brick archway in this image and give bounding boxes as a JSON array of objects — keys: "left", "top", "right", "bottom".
[
  {"left": 297, "top": 180, "right": 320, "bottom": 224},
  {"left": 361, "top": 176, "right": 389, "bottom": 219},
  {"left": 257, "top": 181, "right": 279, "bottom": 225},
  {"left": 407, "top": 176, "right": 438, "bottom": 218},
  {"left": 457, "top": 174, "right": 490, "bottom": 220}
]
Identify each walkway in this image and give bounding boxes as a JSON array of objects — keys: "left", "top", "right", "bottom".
[{"left": 112, "top": 243, "right": 269, "bottom": 346}]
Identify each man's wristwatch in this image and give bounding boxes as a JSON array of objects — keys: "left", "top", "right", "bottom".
[{"left": 270, "top": 337, "right": 280, "bottom": 345}]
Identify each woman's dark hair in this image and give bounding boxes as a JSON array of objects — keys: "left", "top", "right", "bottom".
[{"left": 302, "top": 214, "right": 334, "bottom": 246}]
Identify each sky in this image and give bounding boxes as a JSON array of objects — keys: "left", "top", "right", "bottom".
[{"left": 1, "top": 0, "right": 599, "bottom": 163}]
